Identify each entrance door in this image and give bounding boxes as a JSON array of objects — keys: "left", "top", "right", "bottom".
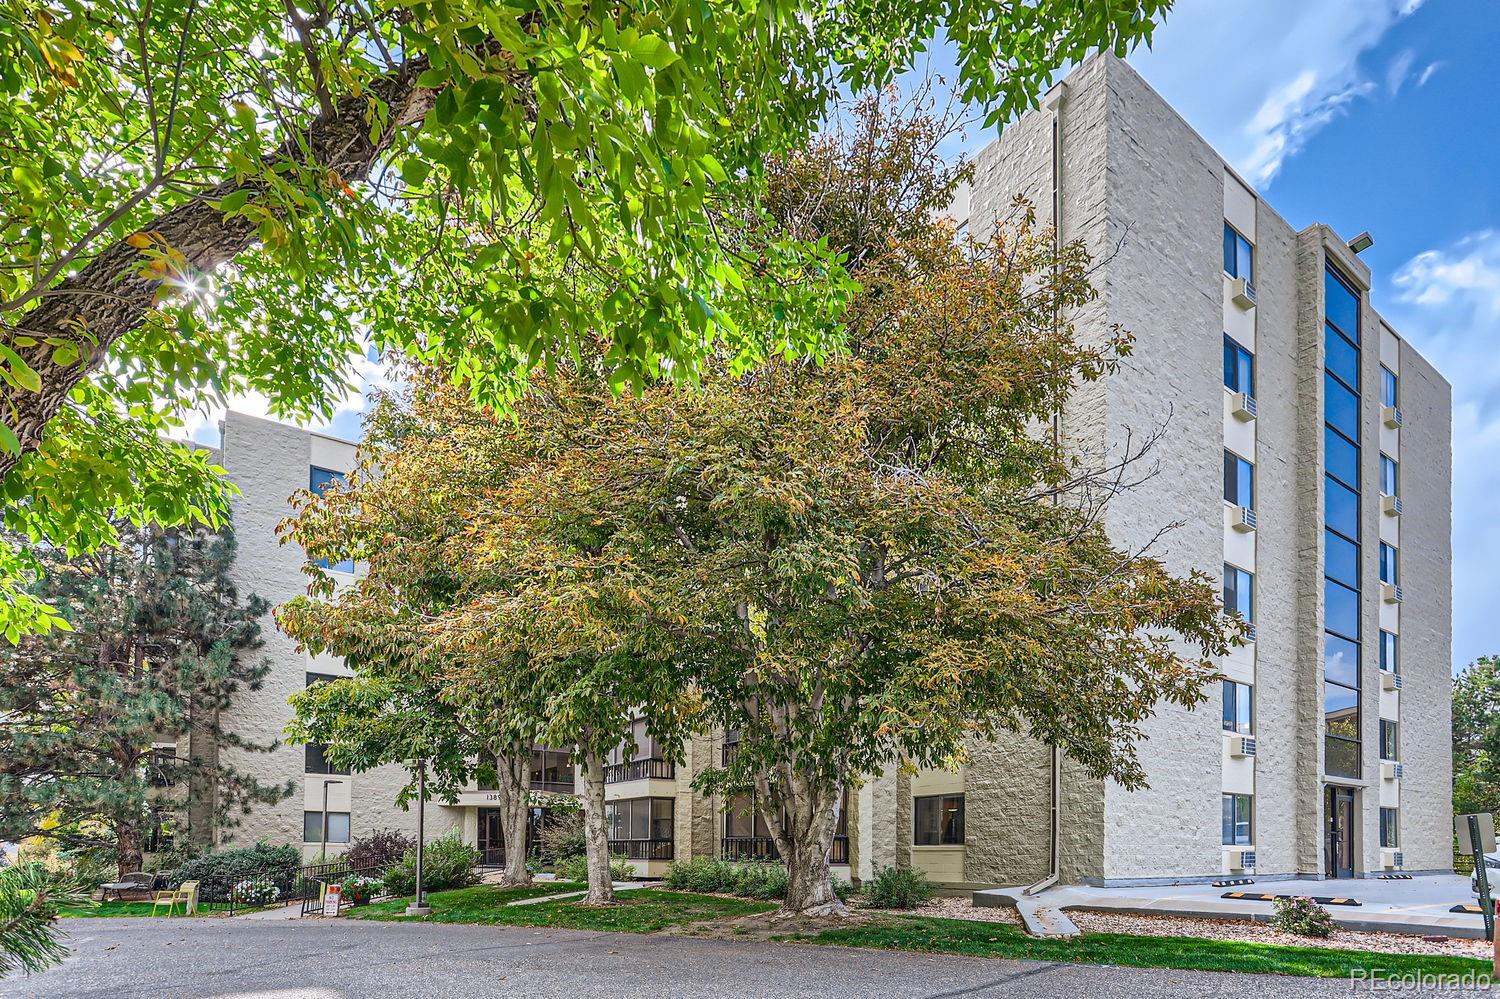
[
  {"left": 1324, "top": 787, "right": 1356, "bottom": 878},
  {"left": 478, "top": 808, "right": 505, "bottom": 867}
]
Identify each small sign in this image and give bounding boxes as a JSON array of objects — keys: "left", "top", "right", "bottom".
[
  {"left": 1457, "top": 814, "right": 1496, "bottom": 856},
  {"left": 322, "top": 883, "right": 342, "bottom": 917}
]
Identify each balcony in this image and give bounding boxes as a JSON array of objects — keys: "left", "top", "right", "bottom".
[
  {"left": 721, "top": 835, "right": 850, "bottom": 865},
  {"left": 604, "top": 758, "right": 676, "bottom": 784},
  {"left": 608, "top": 838, "right": 675, "bottom": 861}
]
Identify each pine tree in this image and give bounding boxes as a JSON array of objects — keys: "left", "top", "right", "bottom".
[{"left": 0, "top": 524, "right": 292, "bottom": 875}]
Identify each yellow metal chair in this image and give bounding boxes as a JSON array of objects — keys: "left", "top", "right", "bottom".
[{"left": 151, "top": 880, "right": 198, "bottom": 916}]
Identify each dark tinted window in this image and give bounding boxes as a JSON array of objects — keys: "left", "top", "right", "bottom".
[
  {"left": 1325, "top": 268, "right": 1360, "bottom": 341},
  {"left": 1325, "top": 324, "right": 1360, "bottom": 388},
  {"left": 1324, "top": 476, "right": 1360, "bottom": 539},
  {"left": 1381, "top": 455, "right": 1398, "bottom": 495},
  {"left": 1324, "top": 633, "right": 1360, "bottom": 687},
  {"left": 1325, "top": 579, "right": 1360, "bottom": 640},
  {"left": 914, "top": 794, "right": 965, "bottom": 845},
  {"left": 1224, "top": 223, "right": 1254, "bottom": 282},
  {"left": 1325, "top": 529, "right": 1359, "bottom": 587},
  {"left": 1325, "top": 427, "right": 1360, "bottom": 488},
  {"left": 1224, "top": 336, "right": 1254, "bottom": 395},
  {"left": 1224, "top": 451, "right": 1254, "bottom": 508},
  {"left": 1324, "top": 372, "right": 1360, "bottom": 439},
  {"left": 1382, "top": 367, "right": 1398, "bottom": 407}
]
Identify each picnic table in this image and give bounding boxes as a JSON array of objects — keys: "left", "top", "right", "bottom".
[{"left": 99, "top": 881, "right": 139, "bottom": 901}]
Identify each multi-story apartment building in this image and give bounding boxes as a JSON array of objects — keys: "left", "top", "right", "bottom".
[{"left": 199, "top": 52, "right": 1451, "bottom": 885}]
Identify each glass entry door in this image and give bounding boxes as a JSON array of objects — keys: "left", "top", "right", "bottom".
[{"left": 1324, "top": 786, "right": 1356, "bottom": 878}]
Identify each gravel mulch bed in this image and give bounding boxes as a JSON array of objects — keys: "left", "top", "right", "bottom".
[
  {"left": 901, "top": 896, "right": 1024, "bottom": 925},
  {"left": 1069, "top": 909, "right": 1492, "bottom": 959}
]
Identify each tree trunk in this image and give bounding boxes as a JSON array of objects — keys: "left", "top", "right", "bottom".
[
  {"left": 116, "top": 819, "right": 143, "bottom": 878},
  {"left": 0, "top": 62, "right": 437, "bottom": 482},
  {"left": 577, "top": 750, "right": 616, "bottom": 905},
  {"left": 492, "top": 746, "right": 533, "bottom": 888},
  {"left": 761, "top": 769, "right": 844, "bottom": 917}
]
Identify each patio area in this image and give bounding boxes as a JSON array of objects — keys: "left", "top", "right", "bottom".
[{"left": 976, "top": 874, "right": 1490, "bottom": 939}]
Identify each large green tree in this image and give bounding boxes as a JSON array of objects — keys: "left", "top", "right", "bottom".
[
  {"left": 0, "top": 523, "right": 291, "bottom": 875},
  {"left": 1454, "top": 655, "right": 1500, "bottom": 819},
  {"left": 0, "top": 0, "right": 1173, "bottom": 639}
]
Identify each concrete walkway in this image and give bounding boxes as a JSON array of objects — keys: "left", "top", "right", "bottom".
[{"left": 976, "top": 874, "right": 1488, "bottom": 939}]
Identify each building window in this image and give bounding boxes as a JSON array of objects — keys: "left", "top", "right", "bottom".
[
  {"left": 144, "top": 809, "right": 176, "bottom": 853},
  {"left": 1382, "top": 366, "right": 1398, "bottom": 408},
  {"left": 304, "top": 743, "right": 349, "bottom": 776},
  {"left": 1380, "top": 454, "right": 1398, "bottom": 497},
  {"left": 913, "top": 794, "right": 965, "bottom": 846},
  {"left": 1224, "top": 335, "right": 1255, "bottom": 396},
  {"left": 1221, "top": 794, "right": 1253, "bottom": 846},
  {"left": 1323, "top": 264, "right": 1363, "bottom": 780},
  {"left": 308, "top": 466, "right": 355, "bottom": 573},
  {"left": 1223, "top": 564, "right": 1254, "bottom": 623},
  {"left": 530, "top": 747, "right": 574, "bottom": 793},
  {"left": 1223, "top": 223, "right": 1254, "bottom": 283},
  {"left": 605, "top": 797, "right": 675, "bottom": 860},
  {"left": 1380, "top": 807, "right": 1399, "bottom": 848},
  {"left": 1380, "top": 630, "right": 1399, "bottom": 672},
  {"left": 304, "top": 810, "right": 350, "bottom": 844},
  {"left": 1380, "top": 719, "right": 1399, "bottom": 761},
  {"left": 1380, "top": 542, "right": 1399, "bottom": 585},
  {"left": 305, "top": 671, "right": 341, "bottom": 687},
  {"left": 1223, "top": 450, "right": 1254, "bottom": 509},
  {"left": 1222, "top": 680, "right": 1253, "bottom": 735}
]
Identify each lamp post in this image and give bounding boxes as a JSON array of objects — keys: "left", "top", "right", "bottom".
[
  {"left": 320, "top": 778, "right": 344, "bottom": 857},
  {"left": 405, "top": 760, "right": 431, "bottom": 916}
]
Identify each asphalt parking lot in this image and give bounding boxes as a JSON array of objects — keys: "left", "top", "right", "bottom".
[{"left": 4, "top": 916, "right": 1409, "bottom": 998}]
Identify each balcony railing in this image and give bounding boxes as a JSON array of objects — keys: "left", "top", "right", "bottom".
[
  {"left": 720, "top": 835, "right": 850, "bottom": 865},
  {"left": 607, "top": 838, "right": 675, "bottom": 861},
  {"left": 530, "top": 778, "right": 575, "bottom": 794},
  {"left": 603, "top": 759, "right": 676, "bottom": 783}
]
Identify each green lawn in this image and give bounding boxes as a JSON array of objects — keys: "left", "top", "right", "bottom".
[
  {"left": 352, "top": 884, "right": 775, "bottom": 933},
  {"left": 61, "top": 899, "right": 226, "bottom": 918},
  {"left": 803, "top": 915, "right": 1493, "bottom": 980}
]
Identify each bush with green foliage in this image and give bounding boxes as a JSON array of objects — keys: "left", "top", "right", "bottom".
[
  {"left": 345, "top": 829, "right": 416, "bottom": 872},
  {"left": 170, "top": 843, "right": 299, "bottom": 902},
  {"left": 555, "top": 854, "right": 635, "bottom": 885},
  {"left": 536, "top": 812, "right": 587, "bottom": 865},
  {"left": 864, "top": 865, "right": 935, "bottom": 910},
  {"left": 663, "top": 856, "right": 851, "bottom": 902},
  {"left": 1270, "top": 896, "right": 1336, "bottom": 938},
  {"left": 382, "top": 833, "right": 480, "bottom": 897}
]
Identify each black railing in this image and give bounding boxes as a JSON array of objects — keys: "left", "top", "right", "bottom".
[
  {"left": 608, "top": 838, "right": 674, "bottom": 861},
  {"left": 603, "top": 759, "right": 676, "bottom": 783},
  {"left": 720, "top": 835, "right": 849, "bottom": 865},
  {"left": 531, "top": 779, "right": 575, "bottom": 794},
  {"left": 297, "top": 860, "right": 390, "bottom": 916}
]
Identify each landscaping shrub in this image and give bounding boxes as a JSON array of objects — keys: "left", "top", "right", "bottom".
[
  {"left": 555, "top": 853, "right": 635, "bottom": 884},
  {"left": 536, "top": 812, "right": 587, "bottom": 864},
  {"left": 382, "top": 833, "right": 480, "bottom": 896},
  {"left": 864, "top": 864, "right": 935, "bottom": 910},
  {"left": 345, "top": 829, "right": 416, "bottom": 872},
  {"left": 170, "top": 843, "right": 299, "bottom": 901},
  {"left": 663, "top": 856, "right": 852, "bottom": 902},
  {"left": 1270, "top": 896, "right": 1337, "bottom": 938},
  {"left": 229, "top": 877, "right": 281, "bottom": 907},
  {"left": 338, "top": 874, "right": 382, "bottom": 906}
]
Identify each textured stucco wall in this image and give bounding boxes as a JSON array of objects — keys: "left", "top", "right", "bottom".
[
  {"left": 216, "top": 412, "right": 459, "bottom": 854},
  {"left": 1391, "top": 343, "right": 1454, "bottom": 870}
]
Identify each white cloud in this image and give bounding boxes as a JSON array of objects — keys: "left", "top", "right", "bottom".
[
  {"left": 1385, "top": 49, "right": 1416, "bottom": 95},
  {"left": 1130, "top": 0, "right": 1428, "bottom": 184},
  {"left": 1417, "top": 61, "right": 1442, "bottom": 87},
  {"left": 1387, "top": 230, "right": 1500, "bottom": 668}
]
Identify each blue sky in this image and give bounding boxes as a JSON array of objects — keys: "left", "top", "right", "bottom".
[{"left": 202, "top": 0, "right": 1497, "bottom": 672}]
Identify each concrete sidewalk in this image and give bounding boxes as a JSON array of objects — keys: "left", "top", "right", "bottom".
[{"left": 976, "top": 874, "right": 1488, "bottom": 939}]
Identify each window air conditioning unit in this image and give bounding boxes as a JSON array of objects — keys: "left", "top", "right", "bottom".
[
  {"left": 1231, "top": 392, "right": 1258, "bottom": 422},
  {"left": 1381, "top": 847, "right": 1403, "bottom": 870},
  {"left": 1382, "top": 495, "right": 1403, "bottom": 517},
  {"left": 1231, "top": 277, "right": 1258, "bottom": 310},
  {"left": 1381, "top": 760, "right": 1404, "bottom": 781},
  {"left": 1382, "top": 583, "right": 1404, "bottom": 604},
  {"left": 1383, "top": 406, "right": 1404, "bottom": 429},
  {"left": 1229, "top": 736, "right": 1257, "bottom": 759},
  {"left": 1231, "top": 505, "right": 1258, "bottom": 533},
  {"left": 1225, "top": 846, "right": 1257, "bottom": 871},
  {"left": 1382, "top": 671, "right": 1404, "bottom": 692}
]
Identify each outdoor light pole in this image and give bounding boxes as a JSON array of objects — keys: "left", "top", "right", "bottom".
[{"left": 405, "top": 760, "right": 431, "bottom": 916}]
